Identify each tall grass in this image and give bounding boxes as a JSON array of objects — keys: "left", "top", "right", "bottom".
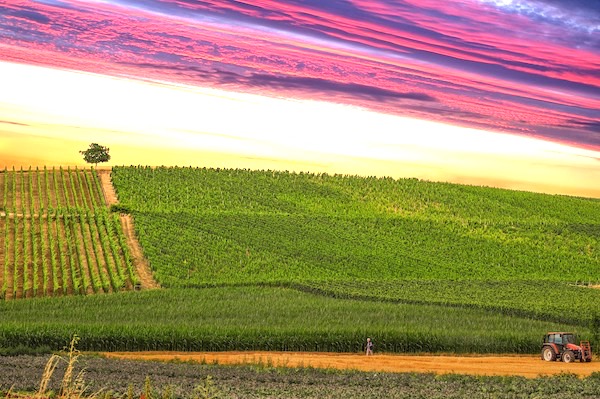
[{"left": 37, "top": 335, "right": 90, "bottom": 399}]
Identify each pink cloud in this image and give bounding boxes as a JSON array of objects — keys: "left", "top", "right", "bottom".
[{"left": 0, "top": 0, "right": 598, "bottom": 149}]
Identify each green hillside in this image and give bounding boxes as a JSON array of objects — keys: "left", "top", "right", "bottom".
[
  {"left": 1, "top": 165, "right": 598, "bottom": 354},
  {"left": 113, "top": 166, "right": 600, "bottom": 284},
  {"left": 111, "top": 166, "right": 600, "bottom": 324}
]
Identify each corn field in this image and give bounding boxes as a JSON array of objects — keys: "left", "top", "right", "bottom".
[
  {"left": 0, "top": 167, "right": 137, "bottom": 299},
  {"left": 0, "top": 286, "right": 584, "bottom": 353}
]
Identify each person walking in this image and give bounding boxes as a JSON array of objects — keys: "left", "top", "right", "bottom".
[{"left": 366, "top": 337, "right": 373, "bottom": 356}]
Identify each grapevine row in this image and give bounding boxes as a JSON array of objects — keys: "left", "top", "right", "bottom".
[
  {"left": 110, "top": 166, "right": 600, "bottom": 326},
  {"left": 0, "top": 168, "right": 136, "bottom": 299}
]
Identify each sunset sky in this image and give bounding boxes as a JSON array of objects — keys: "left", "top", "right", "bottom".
[{"left": 0, "top": 0, "right": 599, "bottom": 197}]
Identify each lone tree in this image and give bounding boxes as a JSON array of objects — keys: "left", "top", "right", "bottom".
[{"left": 80, "top": 143, "right": 110, "bottom": 166}]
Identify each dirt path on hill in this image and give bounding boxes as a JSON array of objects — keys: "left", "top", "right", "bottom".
[
  {"left": 103, "top": 351, "right": 599, "bottom": 378},
  {"left": 97, "top": 170, "right": 118, "bottom": 206},
  {"left": 120, "top": 214, "right": 160, "bottom": 289},
  {"left": 97, "top": 169, "right": 159, "bottom": 290}
]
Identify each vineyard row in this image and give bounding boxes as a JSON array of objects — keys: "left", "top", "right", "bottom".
[
  {"left": 1, "top": 166, "right": 105, "bottom": 215},
  {"left": 0, "top": 167, "right": 137, "bottom": 300}
]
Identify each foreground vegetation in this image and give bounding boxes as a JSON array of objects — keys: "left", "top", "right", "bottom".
[{"left": 1, "top": 353, "right": 600, "bottom": 399}]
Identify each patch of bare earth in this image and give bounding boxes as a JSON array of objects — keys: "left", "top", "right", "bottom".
[
  {"left": 103, "top": 351, "right": 599, "bottom": 378},
  {"left": 120, "top": 214, "right": 159, "bottom": 289},
  {"left": 98, "top": 170, "right": 159, "bottom": 290},
  {"left": 97, "top": 170, "right": 118, "bottom": 206}
]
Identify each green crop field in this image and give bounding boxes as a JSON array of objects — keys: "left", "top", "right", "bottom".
[
  {"left": 112, "top": 166, "right": 600, "bottom": 285},
  {"left": 0, "top": 167, "right": 137, "bottom": 299},
  {"left": 0, "top": 287, "right": 582, "bottom": 353},
  {"left": 111, "top": 167, "right": 600, "bottom": 324},
  {"left": 0, "top": 165, "right": 599, "bottom": 354}
]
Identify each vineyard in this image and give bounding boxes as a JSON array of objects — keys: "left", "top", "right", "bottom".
[
  {"left": 0, "top": 167, "right": 137, "bottom": 299},
  {"left": 0, "top": 165, "right": 599, "bottom": 354},
  {"left": 112, "top": 166, "right": 600, "bottom": 285},
  {"left": 109, "top": 166, "right": 600, "bottom": 325}
]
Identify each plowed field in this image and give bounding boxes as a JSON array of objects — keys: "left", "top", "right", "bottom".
[{"left": 103, "top": 351, "right": 599, "bottom": 378}]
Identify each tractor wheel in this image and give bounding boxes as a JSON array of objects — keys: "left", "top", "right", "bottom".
[
  {"left": 562, "top": 350, "right": 574, "bottom": 363},
  {"left": 542, "top": 347, "right": 556, "bottom": 361}
]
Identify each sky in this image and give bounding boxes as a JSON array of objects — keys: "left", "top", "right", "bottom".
[{"left": 0, "top": 0, "right": 599, "bottom": 197}]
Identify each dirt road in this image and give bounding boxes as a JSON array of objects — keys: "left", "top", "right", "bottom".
[
  {"left": 97, "top": 169, "right": 159, "bottom": 290},
  {"left": 97, "top": 169, "right": 118, "bottom": 206},
  {"left": 102, "top": 351, "right": 599, "bottom": 378}
]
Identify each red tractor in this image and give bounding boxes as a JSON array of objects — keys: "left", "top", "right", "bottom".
[{"left": 541, "top": 332, "right": 592, "bottom": 363}]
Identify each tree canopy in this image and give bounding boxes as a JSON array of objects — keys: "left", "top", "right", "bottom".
[{"left": 80, "top": 143, "right": 110, "bottom": 166}]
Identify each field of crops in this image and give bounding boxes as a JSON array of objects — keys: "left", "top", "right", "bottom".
[
  {"left": 300, "top": 280, "right": 600, "bottom": 326},
  {"left": 111, "top": 167, "right": 600, "bottom": 325},
  {"left": 112, "top": 166, "right": 600, "bottom": 284},
  {"left": 1, "top": 165, "right": 599, "bottom": 355},
  {"left": 2, "top": 355, "right": 600, "bottom": 399},
  {"left": 0, "top": 167, "right": 136, "bottom": 299},
  {"left": 0, "top": 287, "right": 581, "bottom": 353}
]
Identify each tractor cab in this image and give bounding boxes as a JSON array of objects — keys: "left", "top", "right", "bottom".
[
  {"left": 541, "top": 332, "right": 592, "bottom": 363},
  {"left": 543, "top": 332, "right": 576, "bottom": 346}
]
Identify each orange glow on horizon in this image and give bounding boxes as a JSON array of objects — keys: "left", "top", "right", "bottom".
[{"left": 1, "top": 61, "right": 599, "bottom": 199}]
